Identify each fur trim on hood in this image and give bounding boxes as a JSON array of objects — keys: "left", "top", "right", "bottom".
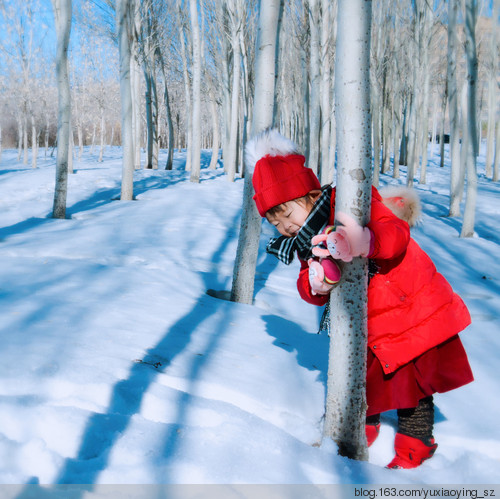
[
  {"left": 245, "top": 128, "right": 300, "bottom": 171},
  {"left": 379, "top": 185, "right": 422, "bottom": 227}
]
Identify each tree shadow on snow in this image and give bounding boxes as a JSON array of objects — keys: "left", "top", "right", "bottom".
[
  {"left": 13, "top": 211, "right": 243, "bottom": 494},
  {"left": 262, "top": 315, "right": 329, "bottom": 387}
]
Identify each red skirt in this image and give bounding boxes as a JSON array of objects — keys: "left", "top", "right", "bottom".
[{"left": 366, "top": 334, "right": 474, "bottom": 416}]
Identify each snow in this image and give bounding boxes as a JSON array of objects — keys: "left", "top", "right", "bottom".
[{"left": 0, "top": 144, "right": 499, "bottom": 487}]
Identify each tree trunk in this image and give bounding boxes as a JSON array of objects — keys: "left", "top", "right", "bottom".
[
  {"left": 230, "top": 0, "right": 284, "bottom": 305},
  {"left": 23, "top": 114, "right": 28, "bottom": 165},
  {"left": 44, "top": 116, "right": 49, "bottom": 156},
  {"left": 17, "top": 119, "right": 22, "bottom": 161},
  {"left": 448, "top": 0, "right": 462, "bottom": 216},
  {"left": 156, "top": 56, "right": 174, "bottom": 171},
  {"left": 189, "top": 0, "right": 202, "bottom": 182},
  {"left": 51, "top": 0, "right": 72, "bottom": 219},
  {"left": 371, "top": 91, "right": 381, "bottom": 187},
  {"left": 145, "top": 70, "right": 154, "bottom": 169},
  {"left": 31, "top": 115, "right": 38, "bottom": 169},
  {"left": 132, "top": 6, "right": 141, "bottom": 170},
  {"left": 320, "top": 0, "right": 333, "bottom": 185},
  {"left": 77, "top": 122, "right": 83, "bottom": 160},
  {"left": 418, "top": 3, "right": 432, "bottom": 184},
  {"left": 461, "top": 0, "right": 479, "bottom": 238},
  {"left": 308, "top": 0, "right": 321, "bottom": 177},
  {"left": 485, "top": 0, "right": 499, "bottom": 177},
  {"left": 493, "top": 120, "right": 500, "bottom": 182},
  {"left": 68, "top": 123, "right": 74, "bottom": 174},
  {"left": 178, "top": 8, "right": 192, "bottom": 172},
  {"left": 117, "top": 0, "right": 135, "bottom": 201},
  {"left": 439, "top": 83, "right": 448, "bottom": 168},
  {"left": 98, "top": 107, "right": 105, "bottom": 162},
  {"left": 209, "top": 91, "right": 220, "bottom": 170},
  {"left": 227, "top": 16, "right": 242, "bottom": 182},
  {"left": 323, "top": 0, "right": 371, "bottom": 462}
]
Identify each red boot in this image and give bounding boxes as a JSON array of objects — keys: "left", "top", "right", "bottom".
[
  {"left": 387, "top": 433, "right": 438, "bottom": 469},
  {"left": 366, "top": 423, "right": 380, "bottom": 447}
]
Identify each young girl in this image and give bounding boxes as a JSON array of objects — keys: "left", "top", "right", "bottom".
[{"left": 247, "top": 129, "right": 473, "bottom": 469}]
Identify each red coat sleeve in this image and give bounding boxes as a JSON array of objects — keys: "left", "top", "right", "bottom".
[
  {"left": 367, "top": 193, "right": 411, "bottom": 260},
  {"left": 296, "top": 258, "right": 329, "bottom": 306}
]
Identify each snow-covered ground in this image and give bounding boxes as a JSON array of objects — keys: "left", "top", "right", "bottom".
[{"left": 0, "top": 144, "right": 499, "bottom": 488}]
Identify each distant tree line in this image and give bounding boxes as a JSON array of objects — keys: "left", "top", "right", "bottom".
[{"left": 0, "top": 0, "right": 498, "bottom": 205}]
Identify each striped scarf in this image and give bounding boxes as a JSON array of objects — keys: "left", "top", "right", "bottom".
[{"left": 266, "top": 186, "right": 332, "bottom": 265}]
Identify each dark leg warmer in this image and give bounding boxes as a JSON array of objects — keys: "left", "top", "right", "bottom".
[{"left": 397, "top": 396, "right": 435, "bottom": 444}]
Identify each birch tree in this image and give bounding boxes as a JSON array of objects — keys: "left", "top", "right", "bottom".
[
  {"left": 323, "top": 0, "right": 372, "bottom": 461},
  {"left": 230, "top": 0, "right": 284, "bottom": 304},
  {"left": 189, "top": 0, "right": 202, "bottom": 182},
  {"left": 448, "top": 0, "right": 463, "bottom": 217},
  {"left": 493, "top": 120, "right": 500, "bottom": 182},
  {"left": 51, "top": 0, "right": 72, "bottom": 219},
  {"left": 485, "top": 0, "right": 499, "bottom": 178},
  {"left": 461, "top": 0, "right": 479, "bottom": 238},
  {"left": 225, "top": 0, "right": 244, "bottom": 182},
  {"left": 308, "top": 0, "right": 321, "bottom": 177},
  {"left": 117, "top": 0, "right": 135, "bottom": 201},
  {"left": 177, "top": 2, "right": 193, "bottom": 171},
  {"left": 319, "top": 0, "right": 334, "bottom": 185}
]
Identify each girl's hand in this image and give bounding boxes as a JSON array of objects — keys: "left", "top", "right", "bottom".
[
  {"left": 308, "top": 258, "right": 341, "bottom": 295},
  {"left": 311, "top": 212, "right": 372, "bottom": 262}
]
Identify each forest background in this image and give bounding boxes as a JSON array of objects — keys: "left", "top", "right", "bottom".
[{"left": 0, "top": 0, "right": 498, "bottom": 196}]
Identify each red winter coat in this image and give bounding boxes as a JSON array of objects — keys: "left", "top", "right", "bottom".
[{"left": 297, "top": 187, "right": 471, "bottom": 375}]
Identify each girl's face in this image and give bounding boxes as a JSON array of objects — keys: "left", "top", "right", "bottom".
[{"left": 266, "top": 200, "right": 311, "bottom": 238}]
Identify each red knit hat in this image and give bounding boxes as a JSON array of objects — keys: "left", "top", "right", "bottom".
[{"left": 252, "top": 154, "right": 321, "bottom": 216}]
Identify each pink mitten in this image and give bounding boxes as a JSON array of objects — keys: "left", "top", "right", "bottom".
[
  {"left": 311, "top": 212, "right": 372, "bottom": 262},
  {"left": 308, "top": 258, "right": 341, "bottom": 295}
]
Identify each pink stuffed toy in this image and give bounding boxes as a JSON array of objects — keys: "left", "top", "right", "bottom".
[
  {"left": 308, "top": 257, "right": 341, "bottom": 295},
  {"left": 311, "top": 212, "right": 372, "bottom": 262}
]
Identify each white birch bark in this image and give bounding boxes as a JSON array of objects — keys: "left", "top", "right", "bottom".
[
  {"left": 485, "top": 0, "right": 499, "bottom": 177},
  {"left": 308, "top": 0, "right": 321, "bottom": 177},
  {"left": 448, "top": 0, "right": 462, "bottom": 216},
  {"left": 323, "top": 0, "right": 371, "bottom": 461},
  {"left": 209, "top": 90, "right": 220, "bottom": 170},
  {"left": 45, "top": 116, "right": 49, "bottom": 157},
  {"left": 418, "top": 3, "right": 432, "bottom": 185},
  {"left": 371, "top": 91, "right": 381, "bottom": 187},
  {"left": 493, "top": 120, "right": 500, "bottom": 182},
  {"left": 429, "top": 94, "right": 439, "bottom": 161},
  {"left": 51, "top": 0, "right": 72, "bottom": 219},
  {"left": 132, "top": 5, "right": 141, "bottom": 170},
  {"left": 68, "top": 123, "right": 74, "bottom": 174},
  {"left": 178, "top": 6, "right": 192, "bottom": 172},
  {"left": 230, "top": 0, "right": 284, "bottom": 304},
  {"left": 23, "top": 115, "right": 28, "bottom": 165},
  {"left": 371, "top": 8, "right": 383, "bottom": 185},
  {"left": 16, "top": 118, "right": 22, "bottom": 161},
  {"left": 156, "top": 48, "right": 174, "bottom": 171},
  {"left": 145, "top": 70, "right": 154, "bottom": 168},
  {"left": 439, "top": 92, "right": 447, "bottom": 168},
  {"left": 31, "top": 115, "right": 37, "bottom": 168},
  {"left": 98, "top": 107, "right": 105, "bottom": 162},
  {"left": 189, "top": 0, "right": 202, "bottom": 183},
  {"left": 406, "top": 2, "right": 423, "bottom": 187},
  {"left": 117, "top": 0, "right": 135, "bottom": 201},
  {"left": 461, "top": 0, "right": 479, "bottom": 238},
  {"left": 320, "top": 0, "right": 332, "bottom": 184},
  {"left": 226, "top": 1, "right": 242, "bottom": 182},
  {"left": 77, "top": 122, "right": 83, "bottom": 160}
]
